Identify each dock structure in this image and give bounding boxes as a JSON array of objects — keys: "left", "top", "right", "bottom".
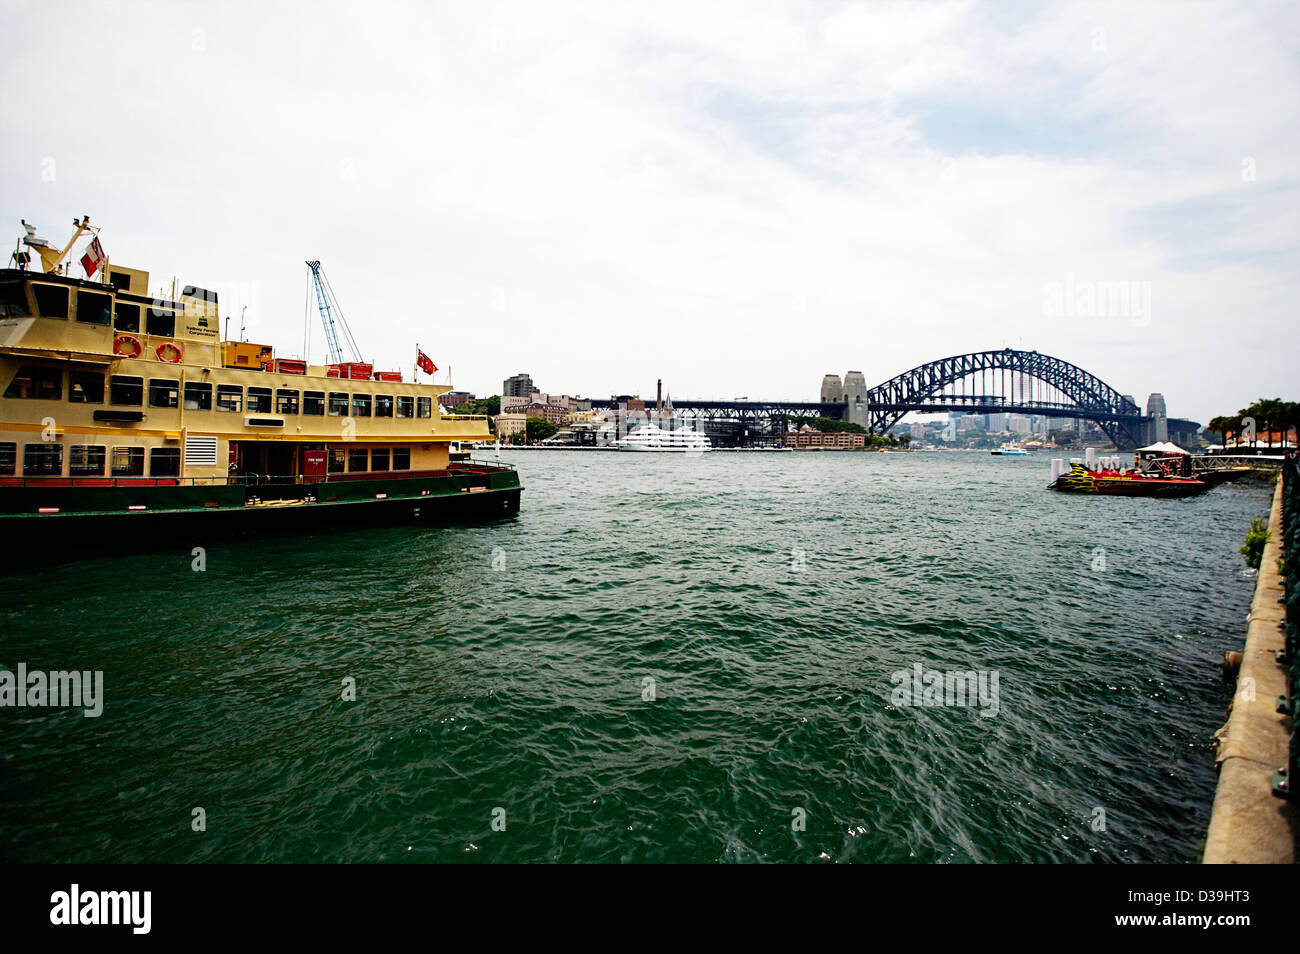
[{"left": 1203, "top": 464, "right": 1298, "bottom": 864}]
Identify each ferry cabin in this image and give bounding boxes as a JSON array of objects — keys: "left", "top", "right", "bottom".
[{"left": 0, "top": 265, "right": 493, "bottom": 488}]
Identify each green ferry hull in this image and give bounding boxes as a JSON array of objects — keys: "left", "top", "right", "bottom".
[{"left": 0, "top": 466, "right": 522, "bottom": 558}]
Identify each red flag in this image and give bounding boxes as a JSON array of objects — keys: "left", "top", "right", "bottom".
[
  {"left": 416, "top": 350, "right": 437, "bottom": 375},
  {"left": 80, "top": 236, "right": 107, "bottom": 276}
]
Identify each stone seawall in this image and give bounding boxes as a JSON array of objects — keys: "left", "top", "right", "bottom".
[{"left": 1203, "top": 477, "right": 1297, "bottom": 864}]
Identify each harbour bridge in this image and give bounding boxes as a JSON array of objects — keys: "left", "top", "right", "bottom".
[{"left": 589, "top": 348, "right": 1198, "bottom": 450}]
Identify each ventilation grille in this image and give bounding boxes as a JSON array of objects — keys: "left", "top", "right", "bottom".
[{"left": 184, "top": 435, "right": 219, "bottom": 466}]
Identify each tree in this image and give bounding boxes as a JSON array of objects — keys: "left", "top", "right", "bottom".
[
  {"left": 525, "top": 417, "right": 558, "bottom": 443},
  {"left": 1209, "top": 399, "right": 1298, "bottom": 449},
  {"left": 449, "top": 395, "right": 501, "bottom": 417},
  {"left": 786, "top": 415, "right": 866, "bottom": 434}
]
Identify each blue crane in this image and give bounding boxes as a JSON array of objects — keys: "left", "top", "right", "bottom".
[{"left": 305, "top": 260, "right": 362, "bottom": 365}]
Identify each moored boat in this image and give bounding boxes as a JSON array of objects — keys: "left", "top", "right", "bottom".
[
  {"left": 614, "top": 423, "right": 711, "bottom": 452},
  {"left": 0, "top": 215, "right": 522, "bottom": 555},
  {"left": 1048, "top": 462, "right": 1207, "bottom": 498}
]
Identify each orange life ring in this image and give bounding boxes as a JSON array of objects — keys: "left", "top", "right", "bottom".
[
  {"left": 156, "top": 340, "right": 184, "bottom": 363},
  {"left": 113, "top": 334, "right": 142, "bottom": 358}
]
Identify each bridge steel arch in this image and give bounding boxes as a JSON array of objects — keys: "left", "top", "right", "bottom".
[{"left": 864, "top": 348, "right": 1146, "bottom": 448}]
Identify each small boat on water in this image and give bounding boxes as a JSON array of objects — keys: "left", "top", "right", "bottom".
[
  {"left": 991, "top": 442, "right": 1029, "bottom": 456},
  {"left": 1049, "top": 461, "right": 1207, "bottom": 498}
]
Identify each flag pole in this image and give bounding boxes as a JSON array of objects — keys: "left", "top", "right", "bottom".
[{"left": 413, "top": 343, "right": 418, "bottom": 383}]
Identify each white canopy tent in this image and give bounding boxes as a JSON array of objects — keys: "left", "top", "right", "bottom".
[{"left": 1136, "top": 441, "right": 1190, "bottom": 456}]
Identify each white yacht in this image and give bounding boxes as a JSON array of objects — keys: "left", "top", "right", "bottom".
[
  {"left": 991, "top": 442, "right": 1030, "bottom": 456},
  {"left": 614, "top": 423, "right": 712, "bottom": 452}
]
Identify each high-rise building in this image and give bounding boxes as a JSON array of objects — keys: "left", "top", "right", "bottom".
[
  {"left": 1006, "top": 413, "right": 1032, "bottom": 434},
  {"left": 503, "top": 373, "right": 535, "bottom": 398}
]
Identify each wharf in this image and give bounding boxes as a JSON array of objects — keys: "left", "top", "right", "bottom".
[{"left": 1203, "top": 476, "right": 1297, "bottom": 863}]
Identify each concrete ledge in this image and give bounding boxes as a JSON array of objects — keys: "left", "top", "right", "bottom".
[{"left": 1203, "top": 477, "right": 1297, "bottom": 864}]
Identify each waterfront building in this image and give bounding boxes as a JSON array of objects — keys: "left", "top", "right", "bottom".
[
  {"left": 504, "top": 401, "right": 571, "bottom": 426},
  {"left": 494, "top": 412, "right": 528, "bottom": 438},
  {"left": 438, "top": 390, "right": 475, "bottom": 409},
  {"left": 987, "top": 412, "right": 1008, "bottom": 432},
  {"left": 609, "top": 394, "right": 646, "bottom": 412},
  {"left": 502, "top": 391, "right": 581, "bottom": 413},
  {"left": 789, "top": 427, "right": 866, "bottom": 449}
]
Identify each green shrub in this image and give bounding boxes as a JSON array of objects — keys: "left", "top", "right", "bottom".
[{"left": 1239, "top": 515, "right": 1270, "bottom": 569}]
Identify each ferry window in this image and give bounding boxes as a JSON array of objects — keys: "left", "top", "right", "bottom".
[
  {"left": 393, "top": 447, "right": 410, "bottom": 470},
  {"left": 69, "top": 445, "right": 106, "bottom": 476},
  {"left": 352, "top": 394, "right": 372, "bottom": 417},
  {"left": 328, "top": 449, "right": 346, "bottom": 473},
  {"left": 69, "top": 370, "right": 105, "bottom": 403},
  {"left": 23, "top": 443, "right": 63, "bottom": 476},
  {"left": 1, "top": 282, "right": 31, "bottom": 317},
  {"left": 303, "top": 391, "right": 325, "bottom": 415},
  {"left": 275, "top": 389, "right": 300, "bottom": 414},
  {"left": 184, "top": 382, "right": 212, "bottom": 410},
  {"left": 76, "top": 290, "right": 112, "bottom": 325},
  {"left": 328, "top": 392, "right": 349, "bottom": 416},
  {"left": 114, "top": 301, "right": 141, "bottom": 332},
  {"left": 109, "top": 375, "right": 143, "bottom": 406},
  {"left": 149, "top": 447, "right": 181, "bottom": 477},
  {"left": 146, "top": 307, "right": 176, "bottom": 337},
  {"left": 375, "top": 395, "right": 394, "bottom": 418},
  {"left": 371, "top": 448, "right": 390, "bottom": 471},
  {"left": 417, "top": 397, "right": 432, "bottom": 418},
  {"left": 247, "top": 387, "right": 272, "bottom": 413},
  {"left": 111, "top": 447, "right": 144, "bottom": 476},
  {"left": 0, "top": 442, "right": 15, "bottom": 475},
  {"left": 32, "top": 284, "right": 69, "bottom": 319},
  {"left": 347, "top": 447, "right": 368, "bottom": 471},
  {"left": 216, "top": 384, "right": 243, "bottom": 412},
  {"left": 396, "top": 396, "right": 414, "bottom": 418},
  {"left": 4, "top": 365, "right": 61, "bottom": 400},
  {"left": 149, "top": 379, "right": 180, "bottom": 409}
]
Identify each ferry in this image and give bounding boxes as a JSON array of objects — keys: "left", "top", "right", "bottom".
[
  {"left": 990, "top": 442, "right": 1029, "bottom": 456},
  {"left": 0, "top": 216, "right": 521, "bottom": 554},
  {"left": 614, "top": 423, "right": 711, "bottom": 452}
]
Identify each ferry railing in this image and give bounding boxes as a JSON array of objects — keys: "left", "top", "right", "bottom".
[{"left": 1280, "top": 455, "right": 1299, "bottom": 800}]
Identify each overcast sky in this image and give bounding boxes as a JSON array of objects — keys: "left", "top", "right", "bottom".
[{"left": 2, "top": 0, "right": 1297, "bottom": 423}]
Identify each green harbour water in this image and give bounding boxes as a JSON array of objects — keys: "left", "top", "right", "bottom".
[{"left": 0, "top": 450, "right": 1272, "bottom": 863}]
